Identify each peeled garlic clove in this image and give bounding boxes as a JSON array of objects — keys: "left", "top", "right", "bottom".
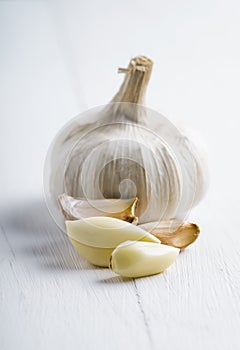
[
  {"left": 68, "top": 240, "right": 114, "bottom": 267},
  {"left": 110, "top": 241, "right": 179, "bottom": 278},
  {"left": 66, "top": 217, "right": 159, "bottom": 248},
  {"left": 139, "top": 220, "right": 200, "bottom": 249},
  {"left": 58, "top": 194, "right": 138, "bottom": 224},
  {"left": 66, "top": 217, "right": 160, "bottom": 267}
]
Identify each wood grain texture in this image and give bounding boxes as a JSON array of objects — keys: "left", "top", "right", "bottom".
[{"left": 0, "top": 196, "right": 239, "bottom": 350}]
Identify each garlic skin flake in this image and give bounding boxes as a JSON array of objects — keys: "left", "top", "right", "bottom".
[
  {"left": 44, "top": 56, "right": 208, "bottom": 228},
  {"left": 110, "top": 241, "right": 179, "bottom": 278},
  {"left": 58, "top": 194, "right": 138, "bottom": 224},
  {"left": 139, "top": 220, "right": 200, "bottom": 249},
  {"left": 66, "top": 217, "right": 160, "bottom": 267}
]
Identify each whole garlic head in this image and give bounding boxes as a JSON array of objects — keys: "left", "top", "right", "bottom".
[{"left": 44, "top": 56, "right": 208, "bottom": 229}]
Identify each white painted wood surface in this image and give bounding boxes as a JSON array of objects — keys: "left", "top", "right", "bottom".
[
  {"left": 1, "top": 1, "right": 240, "bottom": 349},
  {"left": 1, "top": 195, "right": 240, "bottom": 350}
]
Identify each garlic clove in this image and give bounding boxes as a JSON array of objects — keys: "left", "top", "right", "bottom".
[
  {"left": 66, "top": 217, "right": 160, "bottom": 248},
  {"left": 138, "top": 220, "right": 200, "bottom": 249},
  {"left": 139, "top": 220, "right": 184, "bottom": 232},
  {"left": 66, "top": 217, "right": 160, "bottom": 267},
  {"left": 58, "top": 193, "right": 138, "bottom": 224},
  {"left": 68, "top": 239, "right": 113, "bottom": 267},
  {"left": 110, "top": 240, "right": 179, "bottom": 278}
]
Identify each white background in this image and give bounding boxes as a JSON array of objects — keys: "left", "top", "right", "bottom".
[{"left": 0, "top": 1, "right": 240, "bottom": 350}]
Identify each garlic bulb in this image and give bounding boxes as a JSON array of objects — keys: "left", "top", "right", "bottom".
[{"left": 44, "top": 56, "right": 208, "bottom": 229}]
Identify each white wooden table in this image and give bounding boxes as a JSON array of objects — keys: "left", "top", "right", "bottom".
[
  {"left": 1, "top": 1, "right": 240, "bottom": 349},
  {"left": 1, "top": 195, "right": 239, "bottom": 350}
]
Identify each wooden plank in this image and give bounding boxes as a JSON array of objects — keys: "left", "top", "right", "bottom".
[
  {"left": 0, "top": 199, "right": 151, "bottom": 350},
  {"left": 1, "top": 197, "right": 240, "bottom": 350},
  {"left": 134, "top": 200, "right": 240, "bottom": 349}
]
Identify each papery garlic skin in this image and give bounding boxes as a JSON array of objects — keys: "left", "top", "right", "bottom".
[
  {"left": 110, "top": 240, "right": 179, "bottom": 278},
  {"left": 139, "top": 220, "right": 200, "bottom": 249},
  {"left": 66, "top": 217, "right": 160, "bottom": 267},
  {"left": 177, "top": 125, "right": 209, "bottom": 205},
  {"left": 44, "top": 56, "right": 208, "bottom": 228},
  {"left": 58, "top": 194, "right": 138, "bottom": 224}
]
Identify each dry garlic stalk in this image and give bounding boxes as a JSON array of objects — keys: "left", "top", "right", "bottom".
[{"left": 45, "top": 55, "right": 208, "bottom": 226}]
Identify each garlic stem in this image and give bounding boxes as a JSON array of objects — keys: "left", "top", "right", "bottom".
[{"left": 110, "top": 56, "right": 153, "bottom": 122}]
